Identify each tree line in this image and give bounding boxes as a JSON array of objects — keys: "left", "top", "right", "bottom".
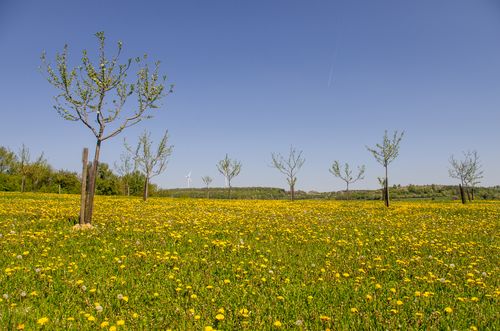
[{"left": 0, "top": 144, "right": 158, "bottom": 196}]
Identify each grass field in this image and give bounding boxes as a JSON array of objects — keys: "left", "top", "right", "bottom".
[{"left": 0, "top": 192, "right": 498, "bottom": 330}]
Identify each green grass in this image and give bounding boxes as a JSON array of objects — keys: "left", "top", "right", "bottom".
[{"left": 0, "top": 192, "right": 498, "bottom": 330}]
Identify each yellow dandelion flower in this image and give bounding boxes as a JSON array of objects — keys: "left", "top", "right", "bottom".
[
  {"left": 273, "top": 320, "right": 282, "bottom": 327},
  {"left": 444, "top": 307, "right": 453, "bottom": 314},
  {"left": 116, "top": 320, "right": 125, "bottom": 326},
  {"left": 215, "top": 314, "right": 224, "bottom": 321},
  {"left": 37, "top": 317, "right": 49, "bottom": 325}
]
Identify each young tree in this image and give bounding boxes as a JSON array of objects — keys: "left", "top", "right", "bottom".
[
  {"left": 114, "top": 152, "right": 134, "bottom": 196},
  {"left": 449, "top": 150, "right": 483, "bottom": 203},
  {"left": 271, "top": 146, "right": 305, "bottom": 201},
  {"left": 201, "top": 176, "right": 213, "bottom": 199},
  {"left": 41, "top": 31, "right": 172, "bottom": 223},
  {"left": 329, "top": 161, "right": 365, "bottom": 200},
  {"left": 217, "top": 154, "right": 241, "bottom": 199},
  {"left": 366, "top": 130, "right": 404, "bottom": 207},
  {"left": 126, "top": 130, "right": 173, "bottom": 201},
  {"left": 17, "top": 144, "right": 30, "bottom": 193},
  {"left": 377, "top": 177, "right": 387, "bottom": 202},
  {"left": 465, "top": 151, "right": 483, "bottom": 201}
]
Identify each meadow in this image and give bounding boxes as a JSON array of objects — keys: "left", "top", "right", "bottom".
[{"left": 0, "top": 192, "right": 498, "bottom": 330}]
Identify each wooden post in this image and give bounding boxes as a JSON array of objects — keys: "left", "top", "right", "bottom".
[
  {"left": 459, "top": 184, "right": 466, "bottom": 204},
  {"left": 79, "top": 148, "right": 89, "bottom": 225}
]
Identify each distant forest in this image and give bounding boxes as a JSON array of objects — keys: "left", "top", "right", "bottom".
[{"left": 1, "top": 145, "right": 499, "bottom": 200}]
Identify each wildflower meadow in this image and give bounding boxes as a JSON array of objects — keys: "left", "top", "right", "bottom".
[{"left": 0, "top": 192, "right": 498, "bottom": 330}]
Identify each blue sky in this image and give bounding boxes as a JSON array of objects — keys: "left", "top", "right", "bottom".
[{"left": 0, "top": 0, "right": 499, "bottom": 191}]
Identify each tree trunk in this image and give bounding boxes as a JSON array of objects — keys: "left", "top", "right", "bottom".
[
  {"left": 346, "top": 182, "right": 350, "bottom": 201},
  {"left": 290, "top": 184, "right": 295, "bottom": 201},
  {"left": 466, "top": 187, "right": 471, "bottom": 201},
  {"left": 143, "top": 176, "right": 149, "bottom": 201},
  {"left": 85, "top": 140, "right": 101, "bottom": 224},
  {"left": 206, "top": 186, "right": 210, "bottom": 199},
  {"left": 459, "top": 184, "right": 466, "bottom": 204},
  {"left": 384, "top": 165, "right": 389, "bottom": 207},
  {"left": 21, "top": 175, "right": 25, "bottom": 193},
  {"left": 228, "top": 185, "right": 231, "bottom": 200},
  {"left": 79, "top": 148, "right": 89, "bottom": 225},
  {"left": 471, "top": 188, "right": 474, "bottom": 201}
]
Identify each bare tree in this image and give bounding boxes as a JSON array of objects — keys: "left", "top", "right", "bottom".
[
  {"left": 126, "top": 130, "right": 173, "bottom": 201},
  {"left": 449, "top": 150, "right": 483, "bottom": 203},
  {"left": 17, "top": 144, "right": 30, "bottom": 193},
  {"left": 466, "top": 151, "right": 483, "bottom": 201},
  {"left": 114, "top": 152, "right": 134, "bottom": 196},
  {"left": 41, "top": 31, "right": 172, "bottom": 223},
  {"left": 201, "top": 176, "right": 213, "bottom": 199},
  {"left": 271, "top": 146, "right": 305, "bottom": 201},
  {"left": 329, "top": 161, "right": 365, "bottom": 200},
  {"left": 217, "top": 154, "right": 241, "bottom": 199},
  {"left": 366, "top": 130, "right": 404, "bottom": 207}
]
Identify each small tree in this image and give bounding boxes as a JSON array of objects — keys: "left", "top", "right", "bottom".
[
  {"left": 465, "top": 151, "right": 483, "bottom": 201},
  {"left": 271, "top": 146, "right": 305, "bottom": 201},
  {"left": 126, "top": 130, "right": 173, "bottom": 201},
  {"left": 329, "top": 161, "right": 365, "bottom": 200},
  {"left": 201, "top": 176, "right": 213, "bottom": 199},
  {"left": 17, "top": 144, "right": 30, "bottom": 193},
  {"left": 449, "top": 150, "right": 483, "bottom": 203},
  {"left": 377, "top": 177, "right": 387, "bottom": 202},
  {"left": 366, "top": 130, "right": 404, "bottom": 207},
  {"left": 216, "top": 154, "right": 241, "bottom": 199},
  {"left": 114, "top": 152, "right": 134, "bottom": 196},
  {"left": 41, "top": 31, "right": 172, "bottom": 223}
]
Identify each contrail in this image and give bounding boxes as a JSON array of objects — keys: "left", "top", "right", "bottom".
[{"left": 327, "top": 48, "right": 337, "bottom": 88}]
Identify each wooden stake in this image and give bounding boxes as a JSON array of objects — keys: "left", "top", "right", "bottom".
[{"left": 79, "top": 148, "right": 89, "bottom": 225}]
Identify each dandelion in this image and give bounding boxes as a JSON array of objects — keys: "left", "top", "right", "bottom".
[
  {"left": 116, "top": 320, "right": 125, "bottom": 326},
  {"left": 37, "top": 317, "right": 49, "bottom": 325},
  {"left": 350, "top": 308, "right": 358, "bottom": 313},
  {"left": 215, "top": 314, "right": 224, "bottom": 321},
  {"left": 100, "top": 321, "right": 109, "bottom": 328},
  {"left": 16, "top": 324, "right": 25, "bottom": 330},
  {"left": 444, "top": 307, "right": 453, "bottom": 314},
  {"left": 273, "top": 320, "right": 282, "bottom": 327}
]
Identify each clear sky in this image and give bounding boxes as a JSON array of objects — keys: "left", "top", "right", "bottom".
[{"left": 0, "top": 0, "right": 499, "bottom": 191}]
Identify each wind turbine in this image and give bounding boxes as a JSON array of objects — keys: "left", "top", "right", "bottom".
[{"left": 185, "top": 171, "right": 192, "bottom": 188}]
